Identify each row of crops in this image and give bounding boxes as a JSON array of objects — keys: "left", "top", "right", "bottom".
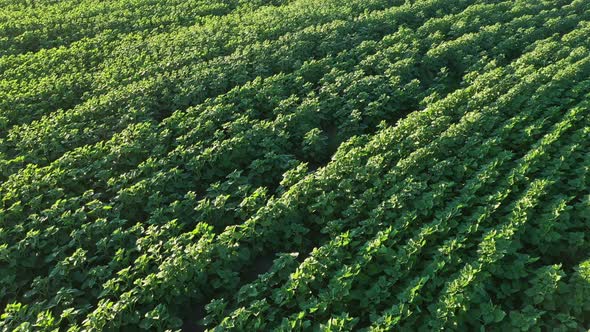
[{"left": 1, "top": 0, "right": 590, "bottom": 330}]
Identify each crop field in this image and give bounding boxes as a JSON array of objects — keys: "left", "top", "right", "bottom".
[{"left": 1, "top": 0, "right": 590, "bottom": 331}]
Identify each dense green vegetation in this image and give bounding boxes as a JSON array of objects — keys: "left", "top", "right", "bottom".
[{"left": 1, "top": 0, "right": 590, "bottom": 330}]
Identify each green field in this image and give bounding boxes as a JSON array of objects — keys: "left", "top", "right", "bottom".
[{"left": 1, "top": 0, "right": 590, "bottom": 330}]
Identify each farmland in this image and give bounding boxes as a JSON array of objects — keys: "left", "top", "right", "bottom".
[{"left": 1, "top": 0, "right": 590, "bottom": 330}]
